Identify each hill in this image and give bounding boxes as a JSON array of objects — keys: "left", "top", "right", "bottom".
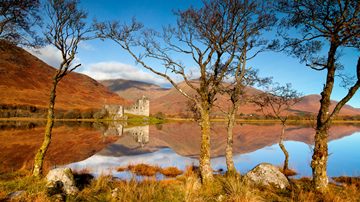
[
  {"left": 99, "top": 79, "right": 168, "bottom": 101},
  {"left": 101, "top": 78, "right": 360, "bottom": 117},
  {"left": 292, "top": 94, "right": 360, "bottom": 116},
  {"left": 0, "top": 40, "right": 129, "bottom": 111}
]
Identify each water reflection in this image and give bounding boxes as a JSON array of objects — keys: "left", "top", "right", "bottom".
[
  {"left": 278, "top": 124, "right": 290, "bottom": 173},
  {"left": 101, "top": 122, "right": 150, "bottom": 147},
  {"left": 67, "top": 122, "right": 360, "bottom": 178},
  {"left": 1, "top": 121, "right": 360, "bottom": 178}
]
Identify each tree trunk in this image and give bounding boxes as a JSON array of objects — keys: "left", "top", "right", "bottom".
[
  {"left": 279, "top": 123, "right": 289, "bottom": 172},
  {"left": 33, "top": 79, "right": 58, "bottom": 177},
  {"left": 225, "top": 108, "right": 236, "bottom": 175},
  {"left": 199, "top": 106, "right": 213, "bottom": 184},
  {"left": 311, "top": 42, "right": 337, "bottom": 192},
  {"left": 311, "top": 125, "right": 330, "bottom": 192}
]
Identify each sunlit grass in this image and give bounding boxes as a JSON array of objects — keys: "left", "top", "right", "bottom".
[
  {"left": 1, "top": 168, "right": 360, "bottom": 201},
  {"left": 117, "top": 164, "right": 184, "bottom": 178},
  {"left": 159, "top": 166, "right": 183, "bottom": 178}
]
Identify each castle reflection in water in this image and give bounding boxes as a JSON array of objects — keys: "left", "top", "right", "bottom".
[{"left": 102, "top": 122, "right": 150, "bottom": 147}]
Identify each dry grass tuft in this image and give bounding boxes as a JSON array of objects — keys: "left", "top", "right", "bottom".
[
  {"left": 116, "top": 166, "right": 127, "bottom": 172},
  {"left": 333, "top": 176, "right": 360, "bottom": 188},
  {"left": 159, "top": 166, "right": 183, "bottom": 177},
  {"left": 220, "top": 175, "right": 263, "bottom": 202},
  {"left": 128, "top": 164, "right": 159, "bottom": 177},
  {"left": 281, "top": 168, "right": 298, "bottom": 177},
  {"left": 183, "top": 165, "right": 200, "bottom": 178},
  {"left": 1, "top": 168, "right": 360, "bottom": 201}
]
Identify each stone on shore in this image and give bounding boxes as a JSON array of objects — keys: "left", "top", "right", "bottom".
[
  {"left": 244, "top": 163, "right": 290, "bottom": 189},
  {"left": 46, "top": 167, "right": 79, "bottom": 195}
]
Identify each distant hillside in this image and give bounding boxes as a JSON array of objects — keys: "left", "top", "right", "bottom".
[
  {"left": 99, "top": 79, "right": 169, "bottom": 101},
  {"left": 292, "top": 94, "right": 360, "bottom": 116},
  {"left": 0, "top": 40, "right": 129, "bottom": 111},
  {"left": 102, "top": 78, "right": 360, "bottom": 117}
]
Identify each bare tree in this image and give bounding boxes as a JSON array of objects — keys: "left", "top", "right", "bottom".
[
  {"left": 277, "top": 0, "right": 360, "bottom": 192},
  {"left": 33, "top": 0, "right": 94, "bottom": 177},
  {"left": 96, "top": 0, "right": 265, "bottom": 183},
  {"left": 220, "top": 68, "right": 271, "bottom": 175},
  {"left": 218, "top": 0, "right": 276, "bottom": 175},
  {"left": 253, "top": 83, "right": 301, "bottom": 174},
  {"left": 181, "top": 1, "right": 275, "bottom": 176},
  {"left": 0, "top": 0, "right": 41, "bottom": 46}
]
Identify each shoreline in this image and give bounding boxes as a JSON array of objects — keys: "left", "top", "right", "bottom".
[{"left": 1, "top": 117, "right": 360, "bottom": 124}]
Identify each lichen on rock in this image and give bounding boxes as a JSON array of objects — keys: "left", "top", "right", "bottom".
[
  {"left": 46, "top": 167, "right": 79, "bottom": 196},
  {"left": 244, "top": 163, "right": 290, "bottom": 189}
]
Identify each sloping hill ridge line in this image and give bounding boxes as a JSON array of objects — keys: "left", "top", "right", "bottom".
[
  {"left": 0, "top": 40, "right": 129, "bottom": 111},
  {"left": 101, "top": 78, "right": 360, "bottom": 117}
]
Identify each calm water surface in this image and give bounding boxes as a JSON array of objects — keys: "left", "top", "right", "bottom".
[{"left": 1, "top": 121, "right": 359, "bottom": 178}]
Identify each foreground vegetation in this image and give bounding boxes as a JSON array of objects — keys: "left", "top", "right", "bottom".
[{"left": 1, "top": 167, "right": 360, "bottom": 202}]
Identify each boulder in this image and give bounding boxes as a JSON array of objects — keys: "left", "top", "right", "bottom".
[
  {"left": 244, "top": 163, "right": 290, "bottom": 189},
  {"left": 46, "top": 167, "right": 79, "bottom": 195}
]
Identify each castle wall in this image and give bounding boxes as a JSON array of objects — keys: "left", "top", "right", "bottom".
[
  {"left": 124, "top": 96, "right": 150, "bottom": 116},
  {"left": 103, "top": 96, "right": 150, "bottom": 119},
  {"left": 104, "top": 105, "right": 124, "bottom": 120}
]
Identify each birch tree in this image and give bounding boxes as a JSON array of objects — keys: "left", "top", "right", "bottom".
[
  {"left": 96, "top": 0, "right": 262, "bottom": 183},
  {"left": 219, "top": 0, "right": 276, "bottom": 175},
  {"left": 33, "top": 0, "right": 93, "bottom": 177},
  {"left": 277, "top": 0, "right": 360, "bottom": 192},
  {"left": 253, "top": 83, "right": 301, "bottom": 174}
]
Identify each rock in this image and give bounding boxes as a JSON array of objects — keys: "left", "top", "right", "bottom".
[
  {"left": 46, "top": 167, "right": 79, "bottom": 195},
  {"left": 244, "top": 163, "right": 290, "bottom": 189}
]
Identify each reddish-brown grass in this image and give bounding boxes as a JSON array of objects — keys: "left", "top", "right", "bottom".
[
  {"left": 128, "top": 164, "right": 159, "bottom": 177},
  {"left": 281, "top": 168, "right": 298, "bottom": 177},
  {"left": 0, "top": 40, "right": 130, "bottom": 111},
  {"left": 116, "top": 166, "right": 127, "bottom": 172},
  {"left": 159, "top": 167, "right": 183, "bottom": 177},
  {"left": 333, "top": 176, "right": 360, "bottom": 188}
]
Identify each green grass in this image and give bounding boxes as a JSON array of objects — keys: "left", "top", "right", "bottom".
[
  {"left": 125, "top": 114, "right": 166, "bottom": 126},
  {"left": 0, "top": 170, "right": 47, "bottom": 201}
]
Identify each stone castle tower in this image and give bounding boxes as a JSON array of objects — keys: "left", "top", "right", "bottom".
[{"left": 124, "top": 95, "right": 150, "bottom": 116}]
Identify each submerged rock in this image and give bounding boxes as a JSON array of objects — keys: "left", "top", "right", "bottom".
[
  {"left": 244, "top": 163, "right": 290, "bottom": 189},
  {"left": 46, "top": 167, "right": 79, "bottom": 195}
]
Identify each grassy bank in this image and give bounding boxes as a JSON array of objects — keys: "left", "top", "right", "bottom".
[{"left": 1, "top": 167, "right": 360, "bottom": 202}]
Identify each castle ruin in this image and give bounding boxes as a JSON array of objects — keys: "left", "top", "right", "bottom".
[
  {"left": 124, "top": 96, "right": 150, "bottom": 116},
  {"left": 103, "top": 96, "right": 150, "bottom": 119}
]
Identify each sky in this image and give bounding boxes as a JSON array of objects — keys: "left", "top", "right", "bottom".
[{"left": 28, "top": 0, "right": 360, "bottom": 108}]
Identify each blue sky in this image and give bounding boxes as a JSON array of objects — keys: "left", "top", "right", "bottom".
[{"left": 29, "top": 0, "right": 360, "bottom": 108}]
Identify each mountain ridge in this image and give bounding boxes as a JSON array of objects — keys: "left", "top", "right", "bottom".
[
  {"left": 100, "top": 79, "right": 360, "bottom": 117},
  {"left": 0, "top": 40, "right": 129, "bottom": 111}
]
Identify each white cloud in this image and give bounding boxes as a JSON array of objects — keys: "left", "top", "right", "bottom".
[
  {"left": 80, "top": 61, "right": 170, "bottom": 85},
  {"left": 26, "top": 45, "right": 81, "bottom": 69},
  {"left": 26, "top": 45, "right": 62, "bottom": 68}
]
